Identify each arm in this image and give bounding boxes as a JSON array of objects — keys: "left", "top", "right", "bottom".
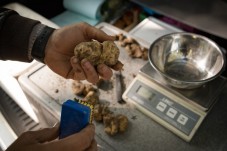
[
  {"left": 0, "top": 8, "right": 40, "bottom": 61},
  {"left": 0, "top": 8, "right": 115, "bottom": 84}
]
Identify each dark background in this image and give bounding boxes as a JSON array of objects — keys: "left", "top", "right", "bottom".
[{"left": 0, "top": 0, "right": 65, "bottom": 18}]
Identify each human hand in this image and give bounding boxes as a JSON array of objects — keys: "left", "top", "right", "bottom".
[
  {"left": 6, "top": 124, "right": 97, "bottom": 151},
  {"left": 44, "top": 22, "right": 116, "bottom": 84}
]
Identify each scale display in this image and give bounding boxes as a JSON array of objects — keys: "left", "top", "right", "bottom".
[
  {"left": 123, "top": 74, "right": 206, "bottom": 142},
  {"left": 137, "top": 86, "right": 155, "bottom": 101}
]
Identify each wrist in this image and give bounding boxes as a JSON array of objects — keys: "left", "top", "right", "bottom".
[
  {"left": 28, "top": 24, "right": 45, "bottom": 61},
  {"left": 31, "top": 25, "right": 55, "bottom": 63}
]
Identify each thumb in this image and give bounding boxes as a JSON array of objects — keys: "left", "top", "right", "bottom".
[
  {"left": 33, "top": 123, "right": 60, "bottom": 143},
  {"left": 85, "top": 24, "right": 115, "bottom": 42}
]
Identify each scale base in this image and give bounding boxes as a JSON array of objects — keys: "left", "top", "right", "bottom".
[
  {"left": 140, "top": 62, "right": 226, "bottom": 111},
  {"left": 123, "top": 74, "right": 207, "bottom": 142},
  {"left": 123, "top": 64, "right": 226, "bottom": 142}
]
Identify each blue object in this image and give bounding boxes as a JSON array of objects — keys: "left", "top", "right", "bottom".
[
  {"left": 51, "top": 0, "right": 105, "bottom": 26},
  {"left": 59, "top": 99, "right": 92, "bottom": 139},
  {"left": 63, "top": 0, "right": 104, "bottom": 20},
  {"left": 51, "top": 10, "right": 100, "bottom": 27}
]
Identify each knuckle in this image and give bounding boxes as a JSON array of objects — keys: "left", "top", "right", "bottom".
[
  {"left": 20, "top": 131, "right": 35, "bottom": 140},
  {"left": 79, "top": 22, "right": 89, "bottom": 27}
]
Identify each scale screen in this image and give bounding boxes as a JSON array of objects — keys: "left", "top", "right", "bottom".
[
  {"left": 137, "top": 86, "right": 155, "bottom": 101},
  {"left": 123, "top": 74, "right": 206, "bottom": 142}
]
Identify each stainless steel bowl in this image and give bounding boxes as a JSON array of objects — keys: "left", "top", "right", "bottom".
[{"left": 148, "top": 32, "right": 226, "bottom": 89}]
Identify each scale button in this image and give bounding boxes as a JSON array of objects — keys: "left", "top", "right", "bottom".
[
  {"left": 177, "top": 114, "right": 189, "bottom": 125},
  {"left": 166, "top": 108, "right": 178, "bottom": 118},
  {"left": 156, "top": 102, "right": 167, "bottom": 112}
]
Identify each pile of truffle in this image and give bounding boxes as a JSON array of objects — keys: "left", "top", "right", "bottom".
[
  {"left": 72, "top": 81, "right": 129, "bottom": 136},
  {"left": 115, "top": 33, "right": 148, "bottom": 60}
]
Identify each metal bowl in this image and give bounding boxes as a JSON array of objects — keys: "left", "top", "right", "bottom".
[{"left": 148, "top": 32, "right": 226, "bottom": 89}]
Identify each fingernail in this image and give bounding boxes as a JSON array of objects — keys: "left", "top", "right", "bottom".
[
  {"left": 81, "top": 59, "right": 90, "bottom": 68},
  {"left": 98, "top": 64, "right": 107, "bottom": 71},
  {"left": 98, "top": 65, "right": 110, "bottom": 76},
  {"left": 72, "top": 57, "right": 79, "bottom": 64}
]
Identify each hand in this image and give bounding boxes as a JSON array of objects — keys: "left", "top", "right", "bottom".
[
  {"left": 6, "top": 124, "right": 97, "bottom": 151},
  {"left": 44, "top": 22, "right": 115, "bottom": 84}
]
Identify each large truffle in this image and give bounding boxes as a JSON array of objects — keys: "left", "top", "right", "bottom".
[{"left": 74, "top": 41, "right": 123, "bottom": 70}]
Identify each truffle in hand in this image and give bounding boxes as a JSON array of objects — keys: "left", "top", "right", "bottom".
[{"left": 74, "top": 41, "right": 123, "bottom": 71}]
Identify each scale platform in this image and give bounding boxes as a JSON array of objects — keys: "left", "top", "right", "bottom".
[
  {"left": 140, "top": 62, "right": 227, "bottom": 111},
  {"left": 123, "top": 62, "right": 226, "bottom": 142}
]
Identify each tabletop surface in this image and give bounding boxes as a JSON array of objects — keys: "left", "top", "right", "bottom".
[{"left": 18, "top": 23, "right": 227, "bottom": 151}]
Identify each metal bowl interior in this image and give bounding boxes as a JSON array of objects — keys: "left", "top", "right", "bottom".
[{"left": 148, "top": 32, "right": 226, "bottom": 87}]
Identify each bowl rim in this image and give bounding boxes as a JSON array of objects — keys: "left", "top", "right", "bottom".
[{"left": 148, "top": 32, "right": 226, "bottom": 84}]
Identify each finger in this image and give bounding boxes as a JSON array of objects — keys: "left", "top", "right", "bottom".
[
  {"left": 66, "top": 124, "right": 95, "bottom": 150},
  {"left": 81, "top": 59, "right": 99, "bottom": 84},
  {"left": 69, "top": 56, "right": 86, "bottom": 80},
  {"left": 26, "top": 124, "right": 59, "bottom": 143},
  {"left": 47, "top": 124, "right": 95, "bottom": 151},
  {"left": 85, "top": 139, "right": 98, "bottom": 151},
  {"left": 83, "top": 23, "right": 115, "bottom": 42},
  {"left": 97, "top": 64, "right": 113, "bottom": 80}
]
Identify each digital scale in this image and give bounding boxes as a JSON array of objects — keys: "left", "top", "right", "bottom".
[{"left": 123, "top": 62, "right": 226, "bottom": 142}]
